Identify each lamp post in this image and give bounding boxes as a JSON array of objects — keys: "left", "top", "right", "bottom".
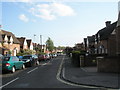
[{"left": 40, "top": 35, "right": 42, "bottom": 52}]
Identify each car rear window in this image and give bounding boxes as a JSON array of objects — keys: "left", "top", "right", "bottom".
[
  {"left": 23, "top": 56, "right": 31, "bottom": 59},
  {"left": 2, "top": 57, "right": 10, "bottom": 61}
]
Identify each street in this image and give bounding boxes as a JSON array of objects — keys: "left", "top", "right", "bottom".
[{"left": 0, "top": 55, "right": 103, "bottom": 89}]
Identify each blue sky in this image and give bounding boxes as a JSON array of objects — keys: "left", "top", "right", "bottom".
[{"left": 1, "top": 1, "right": 119, "bottom": 47}]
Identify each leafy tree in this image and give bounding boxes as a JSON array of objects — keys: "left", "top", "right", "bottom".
[
  {"left": 57, "top": 46, "right": 66, "bottom": 50},
  {"left": 46, "top": 37, "right": 54, "bottom": 52}
]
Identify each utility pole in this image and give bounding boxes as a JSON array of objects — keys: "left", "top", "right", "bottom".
[
  {"left": 33, "top": 34, "right": 36, "bottom": 51},
  {"left": 40, "top": 35, "right": 42, "bottom": 52}
]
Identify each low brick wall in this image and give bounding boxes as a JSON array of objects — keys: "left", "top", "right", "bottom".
[
  {"left": 84, "top": 54, "right": 105, "bottom": 67},
  {"left": 71, "top": 53, "right": 80, "bottom": 67},
  {"left": 84, "top": 55, "right": 97, "bottom": 67},
  {"left": 97, "top": 56, "right": 120, "bottom": 73}
]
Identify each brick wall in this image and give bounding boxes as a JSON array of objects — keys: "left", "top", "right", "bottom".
[
  {"left": 2, "top": 43, "right": 20, "bottom": 56},
  {"left": 97, "top": 56, "right": 120, "bottom": 73},
  {"left": 116, "top": 26, "right": 120, "bottom": 55},
  {"left": 108, "top": 35, "right": 116, "bottom": 56}
]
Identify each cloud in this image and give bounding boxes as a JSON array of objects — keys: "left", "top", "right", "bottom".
[
  {"left": 9, "top": 0, "right": 32, "bottom": 2},
  {"left": 19, "top": 14, "right": 29, "bottom": 22},
  {"left": 29, "top": 3, "right": 76, "bottom": 20}
]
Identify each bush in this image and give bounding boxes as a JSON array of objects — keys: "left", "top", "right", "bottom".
[
  {"left": 72, "top": 51, "right": 80, "bottom": 54},
  {"left": 17, "top": 49, "right": 36, "bottom": 56}
]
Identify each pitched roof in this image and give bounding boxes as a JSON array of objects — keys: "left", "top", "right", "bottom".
[
  {"left": 87, "top": 35, "right": 95, "bottom": 43},
  {"left": 26, "top": 39, "right": 32, "bottom": 48},
  {"left": 0, "top": 30, "right": 20, "bottom": 44},
  {"left": 17, "top": 37, "right": 26, "bottom": 46},
  {"left": 97, "top": 21, "right": 117, "bottom": 40},
  {"left": 0, "top": 30, "right": 3, "bottom": 42}
]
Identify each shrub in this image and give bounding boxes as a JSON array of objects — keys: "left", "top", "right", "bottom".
[{"left": 72, "top": 51, "right": 80, "bottom": 54}]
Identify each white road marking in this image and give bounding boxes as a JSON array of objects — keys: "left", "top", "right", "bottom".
[
  {"left": 27, "top": 67, "right": 38, "bottom": 74},
  {"left": 41, "top": 63, "right": 47, "bottom": 66},
  {"left": 81, "top": 67, "right": 88, "bottom": 72},
  {"left": 62, "top": 67, "right": 65, "bottom": 79},
  {"left": 0, "top": 77, "right": 19, "bottom": 89}
]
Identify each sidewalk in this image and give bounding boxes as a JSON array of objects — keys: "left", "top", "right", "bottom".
[{"left": 62, "top": 56, "right": 120, "bottom": 89}]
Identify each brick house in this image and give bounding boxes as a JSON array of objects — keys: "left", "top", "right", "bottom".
[
  {"left": 86, "top": 35, "right": 95, "bottom": 54},
  {"left": 95, "top": 21, "right": 117, "bottom": 55},
  {"left": 26, "top": 39, "right": 33, "bottom": 50},
  {"left": 0, "top": 30, "right": 20, "bottom": 56},
  {"left": 0, "top": 31, "right": 3, "bottom": 54},
  {"left": 116, "top": 11, "right": 120, "bottom": 56},
  {"left": 73, "top": 43, "right": 84, "bottom": 51},
  {"left": 37, "top": 44, "right": 46, "bottom": 53},
  {"left": 83, "top": 38, "right": 87, "bottom": 52},
  {"left": 17, "top": 37, "right": 28, "bottom": 51}
]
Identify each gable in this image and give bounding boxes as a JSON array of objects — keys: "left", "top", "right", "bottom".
[
  {"left": 1, "top": 30, "right": 20, "bottom": 44},
  {"left": 24, "top": 39, "right": 27, "bottom": 46},
  {"left": 0, "top": 31, "right": 2, "bottom": 42}
]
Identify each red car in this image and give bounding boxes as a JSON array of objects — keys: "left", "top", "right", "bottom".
[{"left": 38, "top": 55, "right": 47, "bottom": 61}]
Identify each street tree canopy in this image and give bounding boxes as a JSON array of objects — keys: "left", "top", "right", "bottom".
[{"left": 46, "top": 37, "right": 54, "bottom": 52}]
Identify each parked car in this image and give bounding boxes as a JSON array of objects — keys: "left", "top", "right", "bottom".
[
  {"left": 38, "top": 54, "right": 47, "bottom": 61},
  {"left": 17, "top": 56, "right": 23, "bottom": 59},
  {"left": 22, "top": 55, "right": 39, "bottom": 67},
  {"left": 52, "top": 53, "right": 57, "bottom": 58},
  {"left": 45, "top": 54, "right": 51, "bottom": 60},
  {"left": 0, "top": 54, "right": 3, "bottom": 61},
  {"left": 2, "top": 56, "right": 25, "bottom": 73},
  {"left": 49, "top": 54, "right": 53, "bottom": 59},
  {"left": 0, "top": 54, "right": 3, "bottom": 72}
]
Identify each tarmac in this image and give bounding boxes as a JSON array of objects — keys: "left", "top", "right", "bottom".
[{"left": 62, "top": 56, "right": 120, "bottom": 89}]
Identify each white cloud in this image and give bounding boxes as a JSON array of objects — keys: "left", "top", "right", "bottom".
[
  {"left": 19, "top": 14, "right": 29, "bottom": 22},
  {"left": 1, "top": 0, "right": 119, "bottom": 2},
  {"left": 29, "top": 3, "right": 76, "bottom": 20}
]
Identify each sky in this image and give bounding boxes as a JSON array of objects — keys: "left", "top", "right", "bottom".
[{"left": 1, "top": 0, "right": 120, "bottom": 47}]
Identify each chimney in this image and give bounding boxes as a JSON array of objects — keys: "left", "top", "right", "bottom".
[{"left": 105, "top": 21, "right": 111, "bottom": 27}]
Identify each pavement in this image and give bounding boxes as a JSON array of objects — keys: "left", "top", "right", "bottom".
[{"left": 62, "top": 56, "right": 120, "bottom": 89}]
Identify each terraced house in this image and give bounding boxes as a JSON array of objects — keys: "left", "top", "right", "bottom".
[
  {"left": 0, "top": 29, "right": 20, "bottom": 56},
  {"left": 17, "top": 37, "right": 28, "bottom": 51},
  {"left": 116, "top": 9, "right": 120, "bottom": 56},
  {"left": 95, "top": 21, "right": 117, "bottom": 56},
  {"left": 0, "top": 31, "right": 2, "bottom": 54}
]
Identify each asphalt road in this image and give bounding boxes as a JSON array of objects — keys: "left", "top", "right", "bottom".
[{"left": 1, "top": 55, "right": 102, "bottom": 89}]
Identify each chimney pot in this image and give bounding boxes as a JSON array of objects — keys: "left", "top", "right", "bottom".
[{"left": 105, "top": 21, "right": 111, "bottom": 27}]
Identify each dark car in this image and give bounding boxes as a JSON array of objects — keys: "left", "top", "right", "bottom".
[
  {"left": 0, "top": 54, "right": 3, "bottom": 72},
  {"left": 2, "top": 56, "right": 25, "bottom": 73},
  {"left": 22, "top": 55, "right": 39, "bottom": 67}
]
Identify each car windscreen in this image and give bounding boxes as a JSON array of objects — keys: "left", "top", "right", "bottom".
[
  {"left": 2, "top": 57, "right": 10, "bottom": 61},
  {"left": 22, "top": 56, "right": 31, "bottom": 59}
]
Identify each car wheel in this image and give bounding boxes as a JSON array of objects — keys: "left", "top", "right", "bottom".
[
  {"left": 11, "top": 66, "right": 15, "bottom": 73},
  {"left": 22, "top": 64, "right": 25, "bottom": 69}
]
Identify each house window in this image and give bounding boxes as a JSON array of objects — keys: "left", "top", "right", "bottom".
[
  {"left": 98, "top": 34, "right": 100, "bottom": 43},
  {"left": 95, "top": 35, "right": 98, "bottom": 45}
]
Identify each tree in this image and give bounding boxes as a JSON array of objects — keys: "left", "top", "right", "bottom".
[
  {"left": 57, "top": 46, "right": 66, "bottom": 50},
  {"left": 46, "top": 37, "right": 54, "bottom": 52}
]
